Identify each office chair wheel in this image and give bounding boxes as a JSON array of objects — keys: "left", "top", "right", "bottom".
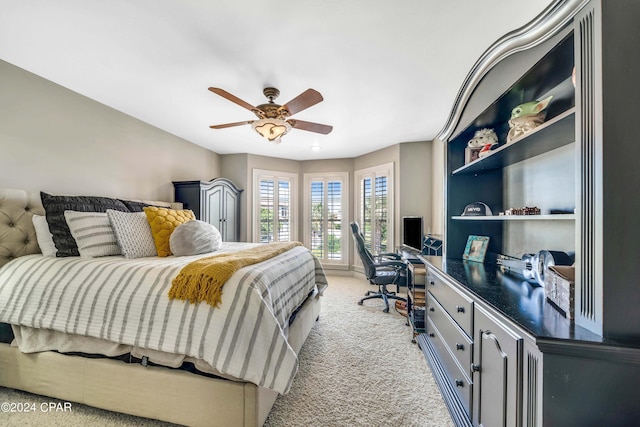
[
  {"left": 358, "top": 301, "right": 363, "bottom": 305},
  {"left": 383, "top": 307, "right": 389, "bottom": 313}
]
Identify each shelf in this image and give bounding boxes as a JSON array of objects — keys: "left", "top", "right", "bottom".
[
  {"left": 451, "top": 107, "right": 576, "bottom": 176},
  {"left": 409, "top": 289, "right": 426, "bottom": 306},
  {"left": 451, "top": 214, "right": 575, "bottom": 221}
]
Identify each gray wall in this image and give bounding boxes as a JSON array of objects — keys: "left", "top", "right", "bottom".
[
  {"left": 1, "top": 58, "right": 435, "bottom": 267},
  {"left": 0, "top": 59, "right": 220, "bottom": 201},
  {"left": 400, "top": 141, "right": 433, "bottom": 235}
]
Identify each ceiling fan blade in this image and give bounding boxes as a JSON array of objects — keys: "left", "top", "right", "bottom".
[
  {"left": 209, "top": 120, "right": 253, "bottom": 129},
  {"left": 208, "top": 87, "right": 256, "bottom": 112},
  {"left": 282, "top": 89, "right": 324, "bottom": 116},
  {"left": 288, "top": 119, "right": 333, "bottom": 134}
]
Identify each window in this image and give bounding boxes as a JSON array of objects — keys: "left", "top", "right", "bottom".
[
  {"left": 304, "top": 172, "right": 349, "bottom": 265},
  {"left": 355, "top": 163, "right": 393, "bottom": 256},
  {"left": 253, "top": 170, "right": 297, "bottom": 243}
]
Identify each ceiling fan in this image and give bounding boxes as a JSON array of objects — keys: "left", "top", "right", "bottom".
[{"left": 208, "top": 87, "right": 333, "bottom": 143}]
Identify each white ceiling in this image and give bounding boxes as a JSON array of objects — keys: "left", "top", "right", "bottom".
[{"left": 1, "top": 0, "right": 554, "bottom": 160}]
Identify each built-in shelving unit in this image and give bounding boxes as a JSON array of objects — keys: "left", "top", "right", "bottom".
[
  {"left": 445, "top": 27, "right": 576, "bottom": 260},
  {"left": 417, "top": 1, "right": 640, "bottom": 426}
]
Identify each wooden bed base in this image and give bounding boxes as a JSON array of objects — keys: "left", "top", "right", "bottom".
[{"left": 0, "top": 291, "right": 321, "bottom": 427}]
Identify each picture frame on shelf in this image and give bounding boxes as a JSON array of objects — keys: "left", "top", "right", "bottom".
[
  {"left": 464, "top": 146, "right": 481, "bottom": 164},
  {"left": 462, "top": 235, "right": 490, "bottom": 263}
]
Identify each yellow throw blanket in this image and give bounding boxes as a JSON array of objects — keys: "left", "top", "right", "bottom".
[{"left": 169, "top": 241, "right": 303, "bottom": 307}]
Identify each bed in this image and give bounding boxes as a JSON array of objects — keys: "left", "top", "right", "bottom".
[{"left": 0, "top": 188, "right": 327, "bottom": 426}]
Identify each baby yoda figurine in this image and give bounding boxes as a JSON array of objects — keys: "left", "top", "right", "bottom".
[{"left": 507, "top": 95, "right": 553, "bottom": 143}]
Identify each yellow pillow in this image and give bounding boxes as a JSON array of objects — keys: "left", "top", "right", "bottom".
[{"left": 143, "top": 206, "right": 195, "bottom": 257}]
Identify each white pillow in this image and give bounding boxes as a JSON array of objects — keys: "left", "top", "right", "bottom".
[
  {"left": 64, "top": 211, "right": 121, "bottom": 258},
  {"left": 32, "top": 215, "right": 57, "bottom": 257},
  {"left": 107, "top": 210, "right": 157, "bottom": 258},
  {"left": 170, "top": 220, "right": 222, "bottom": 256}
]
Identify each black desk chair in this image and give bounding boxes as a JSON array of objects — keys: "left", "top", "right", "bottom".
[
  {"left": 350, "top": 222, "right": 407, "bottom": 312},
  {"left": 350, "top": 222, "right": 402, "bottom": 263}
]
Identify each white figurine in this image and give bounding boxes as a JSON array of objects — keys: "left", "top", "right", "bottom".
[{"left": 467, "top": 128, "right": 498, "bottom": 158}]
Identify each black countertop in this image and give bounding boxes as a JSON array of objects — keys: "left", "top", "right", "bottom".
[{"left": 418, "top": 255, "right": 606, "bottom": 344}]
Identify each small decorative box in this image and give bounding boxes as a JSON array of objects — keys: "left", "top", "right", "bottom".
[{"left": 544, "top": 265, "right": 575, "bottom": 319}]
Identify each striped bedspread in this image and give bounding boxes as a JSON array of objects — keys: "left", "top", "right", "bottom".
[{"left": 0, "top": 242, "right": 327, "bottom": 394}]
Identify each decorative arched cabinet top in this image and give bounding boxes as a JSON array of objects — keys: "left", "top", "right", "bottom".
[
  {"left": 201, "top": 178, "right": 243, "bottom": 193},
  {"left": 436, "top": 0, "right": 589, "bottom": 143}
]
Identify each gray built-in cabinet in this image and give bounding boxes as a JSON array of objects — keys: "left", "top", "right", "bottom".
[
  {"left": 418, "top": 1, "right": 640, "bottom": 426},
  {"left": 173, "top": 178, "right": 243, "bottom": 242}
]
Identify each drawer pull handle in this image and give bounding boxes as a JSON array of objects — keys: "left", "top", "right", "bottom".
[
  {"left": 429, "top": 307, "right": 435, "bottom": 312},
  {"left": 455, "top": 380, "right": 464, "bottom": 387},
  {"left": 456, "top": 306, "right": 465, "bottom": 313},
  {"left": 471, "top": 364, "right": 481, "bottom": 372},
  {"left": 429, "top": 333, "right": 435, "bottom": 338},
  {"left": 456, "top": 343, "right": 464, "bottom": 351},
  {"left": 429, "top": 281, "right": 435, "bottom": 286}
]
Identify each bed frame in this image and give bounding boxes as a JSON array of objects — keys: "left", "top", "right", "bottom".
[{"left": 0, "top": 189, "right": 321, "bottom": 426}]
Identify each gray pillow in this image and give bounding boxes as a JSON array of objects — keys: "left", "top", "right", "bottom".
[
  {"left": 169, "top": 220, "right": 222, "bottom": 256},
  {"left": 107, "top": 210, "right": 157, "bottom": 259}
]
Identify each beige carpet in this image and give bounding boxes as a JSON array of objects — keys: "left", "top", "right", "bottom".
[{"left": 0, "top": 275, "right": 453, "bottom": 427}]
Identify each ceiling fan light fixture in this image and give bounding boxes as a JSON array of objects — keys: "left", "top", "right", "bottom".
[
  {"left": 209, "top": 87, "right": 330, "bottom": 142},
  {"left": 251, "top": 118, "right": 291, "bottom": 143}
]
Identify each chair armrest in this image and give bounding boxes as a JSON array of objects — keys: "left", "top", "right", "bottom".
[
  {"left": 377, "top": 252, "right": 401, "bottom": 260},
  {"left": 376, "top": 261, "right": 407, "bottom": 269}
]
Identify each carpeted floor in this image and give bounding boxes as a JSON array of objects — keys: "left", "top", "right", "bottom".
[{"left": 0, "top": 274, "right": 453, "bottom": 427}]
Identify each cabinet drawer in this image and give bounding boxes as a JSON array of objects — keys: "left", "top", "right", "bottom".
[
  {"left": 427, "top": 316, "right": 472, "bottom": 416},
  {"left": 427, "top": 292, "right": 473, "bottom": 376},
  {"left": 427, "top": 268, "right": 474, "bottom": 337}
]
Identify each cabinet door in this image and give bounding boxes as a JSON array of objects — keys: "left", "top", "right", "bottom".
[
  {"left": 221, "top": 186, "right": 239, "bottom": 242},
  {"left": 473, "top": 306, "right": 523, "bottom": 427},
  {"left": 201, "top": 185, "right": 225, "bottom": 236},
  {"left": 522, "top": 339, "right": 543, "bottom": 427},
  {"left": 199, "top": 179, "right": 242, "bottom": 242}
]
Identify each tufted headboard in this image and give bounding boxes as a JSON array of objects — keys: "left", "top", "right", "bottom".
[
  {"left": 0, "top": 189, "right": 45, "bottom": 268},
  {"left": 0, "top": 189, "right": 182, "bottom": 269}
]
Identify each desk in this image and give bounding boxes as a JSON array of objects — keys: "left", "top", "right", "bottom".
[{"left": 399, "top": 247, "right": 421, "bottom": 263}]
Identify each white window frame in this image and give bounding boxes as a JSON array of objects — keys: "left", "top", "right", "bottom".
[
  {"left": 252, "top": 169, "right": 298, "bottom": 243},
  {"left": 354, "top": 162, "right": 394, "bottom": 260},
  {"left": 303, "top": 171, "right": 349, "bottom": 267}
]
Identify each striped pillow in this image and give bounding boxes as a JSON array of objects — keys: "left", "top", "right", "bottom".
[{"left": 64, "top": 211, "right": 121, "bottom": 258}]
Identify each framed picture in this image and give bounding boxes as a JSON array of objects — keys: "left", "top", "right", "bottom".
[
  {"left": 465, "top": 146, "right": 481, "bottom": 164},
  {"left": 463, "top": 235, "right": 490, "bottom": 263}
]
